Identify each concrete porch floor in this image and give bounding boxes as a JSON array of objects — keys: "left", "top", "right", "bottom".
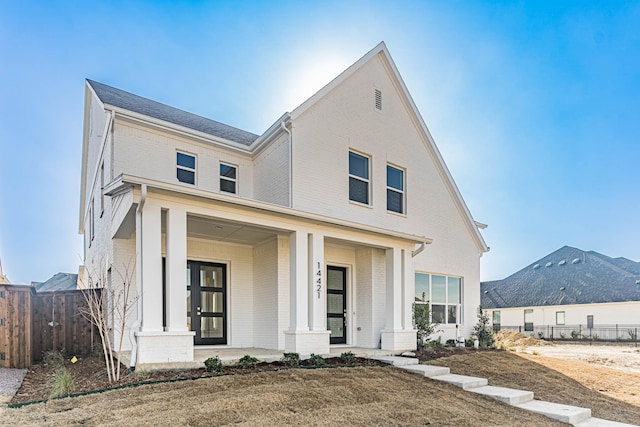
[{"left": 118, "top": 346, "right": 399, "bottom": 371}]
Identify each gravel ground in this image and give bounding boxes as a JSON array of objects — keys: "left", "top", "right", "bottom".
[
  {"left": 522, "top": 344, "right": 640, "bottom": 374},
  {"left": 0, "top": 368, "right": 27, "bottom": 404}
]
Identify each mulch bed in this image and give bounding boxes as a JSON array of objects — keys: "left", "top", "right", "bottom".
[{"left": 10, "top": 353, "right": 387, "bottom": 405}]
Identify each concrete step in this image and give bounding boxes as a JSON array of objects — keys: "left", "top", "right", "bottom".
[
  {"left": 468, "top": 385, "right": 534, "bottom": 405},
  {"left": 374, "top": 356, "right": 419, "bottom": 366},
  {"left": 575, "top": 418, "right": 639, "bottom": 427},
  {"left": 396, "top": 364, "right": 450, "bottom": 377},
  {"left": 431, "top": 373, "right": 488, "bottom": 390},
  {"left": 515, "top": 400, "right": 591, "bottom": 425}
]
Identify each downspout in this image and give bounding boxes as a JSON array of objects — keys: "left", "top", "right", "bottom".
[
  {"left": 411, "top": 242, "right": 426, "bottom": 258},
  {"left": 129, "top": 183, "right": 147, "bottom": 369},
  {"left": 280, "top": 121, "right": 292, "bottom": 207}
]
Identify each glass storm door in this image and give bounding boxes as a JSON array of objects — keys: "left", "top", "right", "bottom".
[
  {"left": 187, "top": 261, "right": 227, "bottom": 345},
  {"left": 327, "top": 266, "right": 347, "bottom": 344}
]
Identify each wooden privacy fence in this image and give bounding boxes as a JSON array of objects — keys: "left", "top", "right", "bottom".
[{"left": 0, "top": 284, "right": 101, "bottom": 368}]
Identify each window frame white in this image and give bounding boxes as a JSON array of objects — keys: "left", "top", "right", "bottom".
[
  {"left": 524, "top": 309, "right": 534, "bottom": 331},
  {"left": 176, "top": 151, "right": 196, "bottom": 185},
  {"left": 414, "top": 272, "right": 463, "bottom": 325},
  {"left": 556, "top": 311, "right": 565, "bottom": 325},
  {"left": 386, "top": 163, "right": 405, "bottom": 214},
  {"left": 348, "top": 150, "right": 371, "bottom": 206},
  {"left": 219, "top": 161, "right": 238, "bottom": 194}
]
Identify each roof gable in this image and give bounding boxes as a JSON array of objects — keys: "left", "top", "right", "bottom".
[
  {"left": 481, "top": 246, "right": 640, "bottom": 308},
  {"left": 86, "top": 80, "right": 259, "bottom": 146},
  {"left": 290, "top": 42, "right": 488, "bottom": 253}
]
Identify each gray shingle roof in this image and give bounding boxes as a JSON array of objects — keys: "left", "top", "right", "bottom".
[
  {"left": 481, "top": 246, "right": 640, "bottom": 309},
  {"left": 32, "top": 272, "right": 78, "bottom": 292},
  {"left": 87, "top": 80, "right": 259, "bottom": 146}
]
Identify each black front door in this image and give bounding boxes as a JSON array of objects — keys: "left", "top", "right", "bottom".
[
  {"left": 327, "top": 266, "right": 347, "bottom": 344},
  {"left": 187, "top": 261, "right": 227, "bottom": 345}
]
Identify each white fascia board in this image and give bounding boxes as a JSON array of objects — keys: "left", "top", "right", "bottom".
[
  {"left": 248, "top": 112, "right": 291, "bottom": 155},
  {"left": 108, "top": 174, "right": 432, "bottom": 245},
  {"left": 107, "top": 106, "right": 255, "bottom": 157}
]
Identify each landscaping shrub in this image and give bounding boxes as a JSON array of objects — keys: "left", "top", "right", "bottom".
[
  {"left": 472, "top": 306, "right": 495, "bottom": 348},
  {"left": 49, "top": 367, "right": 75, "bottom": 398},
  {"left": 340, "top": 351, "right": 356, "bottom": 365},
  {"left": 237, "top": 355, "right": 259, "bottom": 368},
  {"left": 309, "top": 353, "right": 325, "bottom": 366},
  {"left": 204, "top": 356, "right": 223, "bottom": 373},
  {"left": 413, "top": 293, "right": 440, "bottom": 349},
  {"left": 281, "top": 352, "right": 300, "bottom": 367},
  {"left": 43, "top": 350, "right": 65, "bottom": 368}
]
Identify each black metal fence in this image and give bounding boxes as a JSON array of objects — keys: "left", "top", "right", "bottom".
[{"left": 497, "top": 324, "right": 640, "bottom": 345}]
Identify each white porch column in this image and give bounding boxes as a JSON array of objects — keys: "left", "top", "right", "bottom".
[
  {"left": 284, "top": 230, "right": 330, "bottom": 354},
  {"left": 381, "top": 247, "right": 416, "bottom": 351},
  {"left": 384, "top": 247, "right": 402, "bottom": 330},
  {"left": 139, "top": 202, "right": 163, "bottom": 332},
  {"left": 308, "top": 233, "right": 325, "bottom": 331},
  {"left": 288, "top": 230, "right": 309, "bottom": 332},
  {"left": 166, "top": 207, "right": 187, "bottom": 332}
]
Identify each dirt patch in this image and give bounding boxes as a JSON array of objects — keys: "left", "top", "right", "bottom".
[
  {"left": 495, "top": 330, "right": 551, "bottom": 349},
  {"left": 3, "top": 366, "right": 564, "bottom": 427},
  {"left": 422, "top": 350, "right": 640, "bottom": 425}
]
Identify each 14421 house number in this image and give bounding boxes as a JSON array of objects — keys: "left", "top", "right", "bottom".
[{"left": 316, "top": 262, "right": 322, "bottom": 298}]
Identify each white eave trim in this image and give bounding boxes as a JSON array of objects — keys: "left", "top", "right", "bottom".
[{"left": 106, "top": 174, "right": 433, "bottom": 245}]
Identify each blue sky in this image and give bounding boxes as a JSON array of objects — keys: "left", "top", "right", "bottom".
[{"left": 1, "top": 1, "right": 638, "bottom": 284}]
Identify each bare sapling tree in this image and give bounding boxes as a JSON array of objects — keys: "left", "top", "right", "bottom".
[{"left": 80, "top": 261, "right": 137, "bottom": 382}]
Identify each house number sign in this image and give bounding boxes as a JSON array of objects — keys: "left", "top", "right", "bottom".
[{"left": 316, "top": 262, "right": 322, "bottom": 299}]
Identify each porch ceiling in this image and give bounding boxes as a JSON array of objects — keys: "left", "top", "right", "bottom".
[{"left": 173, "top": 214, "right": 279, "bottom": 245}]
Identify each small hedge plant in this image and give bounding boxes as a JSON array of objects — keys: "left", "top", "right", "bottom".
[
  {"left": 309, "top": 353, "right": 325, "bottom": 366},
  {"left": 237, "top": 355, "right": 259, "bottom": 368},
  {"left": 340, "top": 351, "right": 356, "bottom": 365},
  {"left": 204, "top": 356, "right": 223, "bottom": 373},
  {"left": 281, "top": 352, "right": 300, "bottom": 367}
]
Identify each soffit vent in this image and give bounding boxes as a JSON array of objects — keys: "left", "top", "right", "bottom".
[{"left": 375, "top": 89, "right": 382, "bottom": 110}]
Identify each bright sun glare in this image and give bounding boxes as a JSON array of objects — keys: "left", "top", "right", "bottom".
[{"left": 285, "top": 53, "right": 351, "bottom": 109}]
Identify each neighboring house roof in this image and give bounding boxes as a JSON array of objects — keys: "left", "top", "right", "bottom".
[
  {"left": 86, "top": 79, "right": 259, "bottom": 146},
  {"left": 32, "top": 272, "right": 78, "bottom": 292},
  {"left": 481, "top": 246, "right": 640, "bottom": 309}
]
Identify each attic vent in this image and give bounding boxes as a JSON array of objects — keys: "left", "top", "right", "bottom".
[
  {"left": 559, "top": 287, "right": 565, "bottom": 291},
  {"left": 483, "top": 290, "right": 489, "bottom": 294},
  {"left": 533, "top": 264, "right": 540, "bottom": 270},
  {"left": 559, "top": 260, "right": 567, "bottom": 266},
  {"left": 375, "top": 89, "right": 382, "bottom": 110},
  {"left": 545, "top": 262, "right": 553, "bottom": 268},
  {"left": 572, "top": 258, "right": 581, "bottom": 264},
  {"left": 636, "top": 280, "right": 640, "bottom": 285}
]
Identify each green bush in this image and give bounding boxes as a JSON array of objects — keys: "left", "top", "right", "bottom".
[
  {"left": 426, "top": 337, "right": 442, "bottom": 348},
  {"left": 472, "top": 306, "right": 495, "bottom": 348},
  {"left": 309, "top": 353, "right": 325, "bottom": 366},
  {"left": 340, "top": 351, "right": 356, "bottom": 365},
  {"left": 413, "top": 293, "right": 440, "bottom": 348},
  {"left": 237, "top": 355, "right": 259, "bottom": 368},
  {"left": 49, "top": 367, "right": 75, "bottom": 398},
  {"left": 204, "top": 356, "right": 223, "bottom": 373},
  {"left": 281, "top": 352, "right": 300, "bottom": 366}
]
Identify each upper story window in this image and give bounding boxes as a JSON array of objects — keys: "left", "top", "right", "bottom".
[
  {"left": 386, "top": 164, "right": 405, "bottom": 214},
  {"left": 349, "top": 151, "right": 370, "bottom": 205},
  {"left": 177, "top": 152, "right": 196, "bottom": 185},
  {"left": 415, "top": 273, "right": 462, "bottom": 325},
  {"left": 220, "top": 162, "right": 237, "bottom": 194}
]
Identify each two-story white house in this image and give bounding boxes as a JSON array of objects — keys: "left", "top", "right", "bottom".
[{"left": 79, "top": 42, "right": 488, "bottom": 368}]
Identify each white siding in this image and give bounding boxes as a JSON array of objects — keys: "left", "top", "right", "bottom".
[{"left": 253, "top": 134, "right": 290, "bottom": 206}]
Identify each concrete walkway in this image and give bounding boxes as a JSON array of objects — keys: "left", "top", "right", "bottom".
[{"left": 375, "top": 356, "right": 638, "bottom": 427}]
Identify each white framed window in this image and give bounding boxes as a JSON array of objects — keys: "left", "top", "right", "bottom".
[
  {"left": 492, "top": 311, "right": 501, "bottom": 332},
  {"left": 386, "top": 164, "right": 405, "bottom": 214},
  {"left": 415, "top": 273, "right": 462, "bottom": 325},
  {"left": 176, "top": 152, "right": 196, "bottom": 185},
  {"left": 524, "top": 309, "right": 534, "bottom": 331},
  {"left": 349, "top": 150, "right": 370, "bottom": 205},
  {"left": 556, "top": 311, "right": 565, "bottom": 325},
  {"left": 219, "top": 162, "right": 237, "bottom": 194}
]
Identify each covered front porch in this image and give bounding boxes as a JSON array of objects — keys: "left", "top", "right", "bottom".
[{"left": 108, "top": 180, "right": 426, "bottom": 368}]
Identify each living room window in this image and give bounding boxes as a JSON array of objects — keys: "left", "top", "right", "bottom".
[
  {"left": 220, "top": 162, "right": 237, "bottom": 194},
  {"left": 415, "top": 273, "right": 462, "bottom": 325},
  {"left": 386, "top": 164, "right": 405, "bottom": 214},
  {"left": 177, "top": 152, "right": 196, "bottom": 185},
  {"left": 349, "top": 151, "right": 370, "bottom": 205}
]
